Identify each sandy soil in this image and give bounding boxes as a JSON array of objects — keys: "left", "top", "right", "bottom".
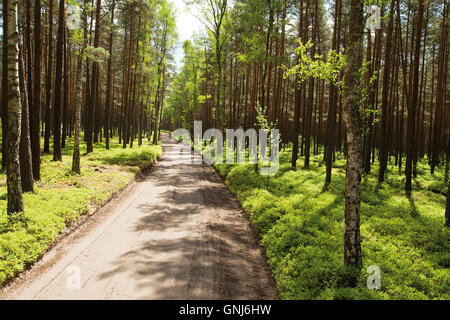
[{"left": 1, "top": 133, "right": 278, "bottom": 300}]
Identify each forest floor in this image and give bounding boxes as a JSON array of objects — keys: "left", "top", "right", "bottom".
[
  {"left": 0, "top": 136, "right": 161, "bottom": 287},
  {"left": 0, "top": 133, "right": 278, "bottom": 299},
  {"left": 215, "top": 146, "right": 449, "bottom": 299}
]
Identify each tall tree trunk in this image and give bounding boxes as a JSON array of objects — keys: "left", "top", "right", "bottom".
[
  {"left": 304, "top": 0, "right": 318, "bottom": 167},
  {"left": 152, "top": 64, "right": 162, "bottom": 145},
  {"left": 86, "top": 0, "right": 102, "bottom": 153},
  {"left": 260, "top": 0, "right": 273, "bottom": 117},
  {"left": 72, "top": 0, "right": 89, "bottom": 174},
  {"left": 4, "top": 0, "right": 24, "bottom": 214},
  {"left": 378, "top": 0, "right": 395, "bottom": 182},
  {"left": 62, "top": 29, "right": 68, "bottom": 149},
  {"left": 120, "top": 28, "right": 128, "bottom": 147},
  {"left": 129, "top": 15, "right": 141, "bottom": 149},
  {"left": 158, "top": 69, "right": 167, "bottom": 141},
  {"left": 44, "top": 0, "right": 54, "bottom": 154},
  {"left": 446, "top": 177, "right": 450, "bottom": 227},
  {"left": 18, "top": 43, "right": 34, "bottom": 192},
  {"left": 325, "top": 0, "right": 341, "bottom": 183},
  {"left": 342, "top": 0, "right": 364, "bottom": 274},
  {"left": 212, "top": 0, "right": 227, "bottom": 128},
  {"left": 431, "top": 2, "right": 448, "bottom": 174},
  {"left": 31, "top": 0, "right": 42, "bottom": 180},
  {"left": 1, "top": 0, "right": 8, "bottom": 170},
  {"left": 299, "top": 0, "right": 309, "bottom": 158},
  {"left": 405, "top": 0, "right": 424, "bottom": 192},
  {"left": 123, "top": 6, "right": 134, "bottom": 148},
  {"left": 104, "top": 0, "right": 115, "bottom": 150},
  {"left": 24, "top": 0, "right": 33, "bottom": 143},
  {"left": 291, "top": 0, "right": 303, "bottom": 168},
  {"left": 447, "top": 112, "right": 450, "bottom": 226},
  {"left": 362, "top": 28, "right": 372, "bottom": 173},
  {"left": 52, "top": 0, "right": 65, "bottom": 161}
]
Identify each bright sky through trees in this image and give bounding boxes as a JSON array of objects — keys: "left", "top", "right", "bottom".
[{"left": 172, "top": 0, "right": 202, "bottom": 69}]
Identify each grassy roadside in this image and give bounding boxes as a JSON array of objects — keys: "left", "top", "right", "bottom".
[
  {"left": 214, "top": 147, "right": 449, "bottom": 299},
  {"left": 0, "top": 137, "right": 161, "bottom": 285}
]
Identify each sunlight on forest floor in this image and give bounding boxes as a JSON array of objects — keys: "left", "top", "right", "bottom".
[
  {"left": 215, "top": 147, "right": 449, "bottom": 299},
  {"left": 0, "top": 137, "right": 161, "bottom": 285}
]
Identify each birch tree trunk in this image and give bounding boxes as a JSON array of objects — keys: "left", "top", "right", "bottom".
[
  {"left": 4, "top": 0, "right": 24, "bottom": 214},
  {"left": 1, "top": 0, "right": 8, "bottom": 171},
  {"left": 342, "top": 0, "right": 364, "bottom": 273}
]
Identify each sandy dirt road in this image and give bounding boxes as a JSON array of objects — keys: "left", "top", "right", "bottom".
[{"left": 1, "top": 133, "right": 278, "bottom": 300}]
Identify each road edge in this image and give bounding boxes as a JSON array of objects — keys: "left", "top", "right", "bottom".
[
  {"left": 0, "top": 150, "right": 162, "bottom": 298},
  {"left": 181, "top": 135, "right": 281, "bottom": 300}
]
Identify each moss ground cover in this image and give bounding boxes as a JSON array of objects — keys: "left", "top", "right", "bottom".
[
  {"left": 215, "top": 146, "right": 449, "bottom": 299},
  {"left": 0, "top": 137, "right": 161, "bottom": 284}
]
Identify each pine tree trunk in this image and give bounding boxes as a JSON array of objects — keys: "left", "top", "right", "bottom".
[
  {"left": 152, "top": 64, "right": 162, "bottom": 145},
  {"left": 325, "top": 0, "right": 341, "bottom": 183},
  {"left": 304, "top": 0, "right": 318, "bottom": 168},
  {"left": 123, "top": 7, "right": 134, "bottom": 148},
  {"left": 62, "top": 28, "right": 68, "bottom": 149},
  {"left": 378, "top": 0, "right": 395, "bottom": 182},
  {"left": 405, "top": 0, "right": 424, "bottom": 192},
  {"left": 446, "top": 178, "right": 450, "bottom": 227},
  {"left": 158, "top": 70, "right": 166, "bottom": 141},
  {"left": 31, "top": 0, "right": 42, "bottom": 180},
  {"left": 18, "top": 44, "right": 34, "bottom": 192},
  {"left": 52, "top": 0, "right": 65, "bottom": 161},
  {"left": 44, "top": 0, "right": 54, "bottom": 154},
  {"left": 431, "top": 2, "right": 448, "bottom": 174},
  {"left": 1, "top": 0, "right": 8, "bottom": 171},
  {"left": 291, "top": 0, "right": 303, "bottom": 168},
  {"left": 362, "top": 29, "right": 372, "bottom": 174},
  {"left": 104, "top": 0, "right": 115, "bottom": 150},
  {"left": 86, "top": 0, "right": 102, "bottom": 153},
  {"left": 25, "top": 0, "right": 33, "bottom": 143},
  {"left": 72, "top": 0, "right": 89, "bottom": 174},
  {"left": 120, "top": 28, "right": 128, "bottom": 147}
]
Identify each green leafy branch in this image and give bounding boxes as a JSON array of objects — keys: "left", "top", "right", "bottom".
[{"left": 283, "top": 40, "right": 346, "bottom": 92}]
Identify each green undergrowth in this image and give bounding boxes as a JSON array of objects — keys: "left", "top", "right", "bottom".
[
  {"left": 214, "top": 146, "right": 449, "bottom": 300},
  {"left": 0, "top": 137, "right": 161, "bottom": 285}
]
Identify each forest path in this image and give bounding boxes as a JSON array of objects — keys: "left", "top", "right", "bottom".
[{"left": 1, "top": 133, "right": 278, "bottom": 300}]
